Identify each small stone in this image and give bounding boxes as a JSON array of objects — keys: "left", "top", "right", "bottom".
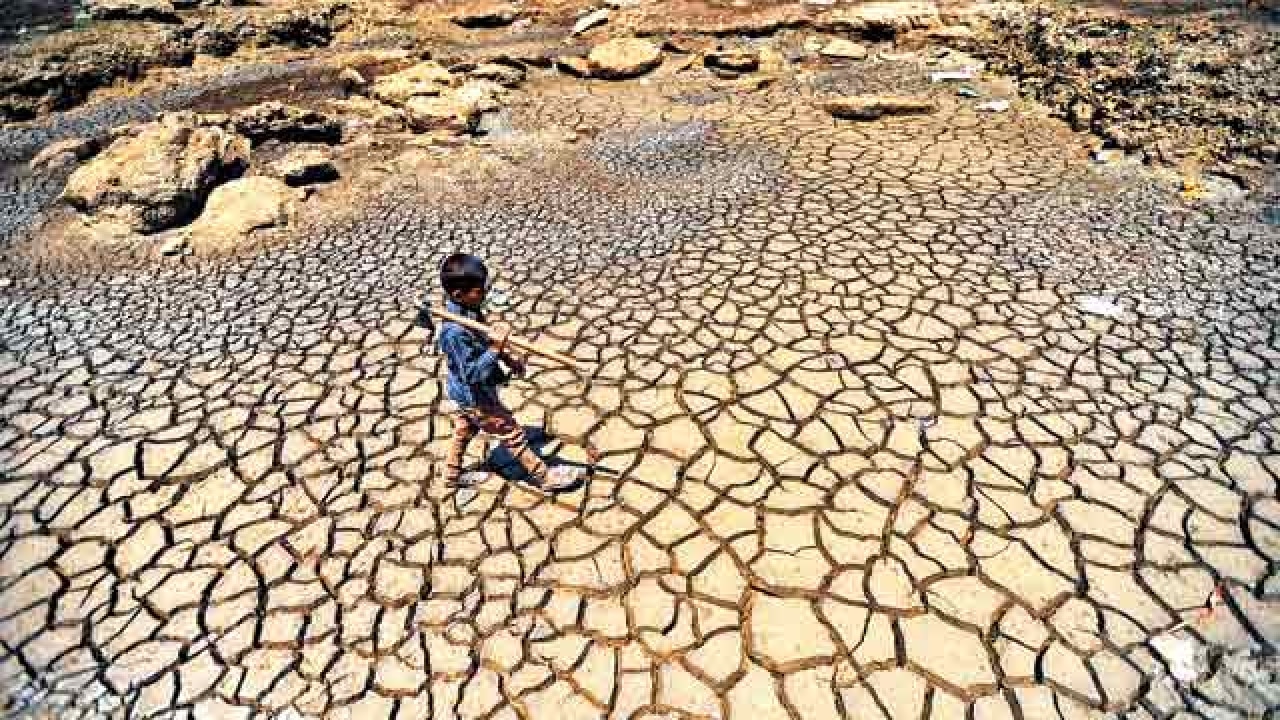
[
  {"left": 159, "top": 235, "right": 187, "bottom": 256},
  {"left": 820, "top": 38, "right": 868, "bottom": 60},
  {"left": 338, "top": 67, "right": 367, "bottom": 92},
  {"left": 450, "top": 2, "right": 519, "bottom": 28},
  {"left": 587, "top": 38, "right": 663, "bottom": 80},
  {"left": 705, "top": 49, "right": 759, "bottom": 73},
  {"left": 977, "top": 99, "right": 1010, "bottom": 112},
  {"left": 822, "top": 95, "right": 937, "bottom": 121},
  {"left": 467, "top": 62, "right": 525, "bottom": 87}
]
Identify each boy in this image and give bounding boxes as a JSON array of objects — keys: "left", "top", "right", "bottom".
[{"left": 430, "top": 253, "right": 581, "bottom": 492}]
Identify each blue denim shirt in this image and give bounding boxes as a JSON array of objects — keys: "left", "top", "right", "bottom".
[{"left": 436, "top": 299, "right": 508, "bottom": 409}]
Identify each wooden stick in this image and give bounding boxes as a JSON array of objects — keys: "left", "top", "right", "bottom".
[{"left": 431, "top": 307, "right": 584, "bottom": 371}]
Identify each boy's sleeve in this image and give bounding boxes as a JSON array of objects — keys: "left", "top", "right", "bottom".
[{"left": 439, "top": 327, "right": 503, "bottom": 385}]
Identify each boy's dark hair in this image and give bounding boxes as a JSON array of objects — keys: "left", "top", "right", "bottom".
[{"left": 440, "top": 253, "right": 488, "bottom": 294}]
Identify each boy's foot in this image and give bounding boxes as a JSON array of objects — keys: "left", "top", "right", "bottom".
[
  {"left": 447, "top": 471, "right": 487, "bottom": 488},
  {"left": 536, "top": 465, "right": 586, "bottom": 493}
]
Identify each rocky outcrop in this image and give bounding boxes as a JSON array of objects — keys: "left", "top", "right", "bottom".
[
  {"left": 823, "top": 95, "right": 937, "bottom": 120},
  {"left": 183, "top": 176, "right": 299, "bottom": 255},
  {"left": 587, "top": 38, "right": 663, "bottom": 80},
  {"left": 981, "top": 7, "right": 1280, "bottom": 174},
  {"left": 86, "top": 0, "right": 179, "bottom": 23},
  {"left": 61, "top": 113, "right": 249, "bottom": 233},
  {"left": 230, "top": 102, "right": 343, "bottom": 145},
  {"left": 0, "top": 30, "right": 194, "bottom": 122}
]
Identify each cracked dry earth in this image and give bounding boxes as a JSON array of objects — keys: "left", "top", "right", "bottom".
[{"left": 2, "top": 71, "right": 1280, "bottom": 720}]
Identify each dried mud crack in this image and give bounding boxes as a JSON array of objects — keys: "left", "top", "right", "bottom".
[{"left": 1, "top": 6, "right": 1279, "bottom": 720}]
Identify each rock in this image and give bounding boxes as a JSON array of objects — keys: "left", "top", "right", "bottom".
[
  {"left": 467, "top": 62, "right": 525, "bottom": 87},
  {"left": 325, "top": 97, "right": 405, "bottom": 131},
  {"left": 450, "top": 2, "right": 519, "bottom": 28},
  {"left": 371, "top": 62, "right": 455, "bottom": 106},
  {"left": 826, "top": 1, "right": 941, "bottom": 35},
  {"left": 29, "top": 137, "right": 99, "bottom": 172},
  {"left": 453, "top": 80, "right": 505, "bottom": 113},
  {"left": 86, "top": 0, "right": 179, "bottom": 23},
  {"left": 705, "top": 49, "right": 759, "bottom": 73},
  {"left": 405, "top": 96, "right": 478, "bottom": 134},
  {"left": 230, "top": 102, "right": 343, "bottom": 145},
  {"left": 587, "top": 38, "right": 663, "bottom": 80},
  {"left": 403, "top": 81, "right": 502, "bottom": 134},
  {"left": 1092, "top": 148, "right": 1126, "bottom": 164},
  {"left": 159, "top": 235, "right": 187, "bottom": 256},
  {"left": 272, "top": 147, "right": 338, "bottom": 186},
  {"left": 62, "top": 113, "right": 250, "bottom": 234},
  {"left": 555, "top": 56, "right": 593, "bottom": 77},
  {"left": 184, "top": 176, "right": 298, "bottom": 254},
  {"left": 820, "top": 38, "right": 868, "bottom": 60},
  {"left": 192, "top": 20, "right": 248, "bottom": 57},
  {"left": 976, "top": 99, "right": 1009, "bottom": 112},
  {"left": 822, "top": 95, "right": 937, "bottom": 120},
  {"left": 571, "top": 8, "right": 611, "bottom": 37},
  {"left": 262, "top": 3, "right": 349, "bottom": 49},
  {"left": 338, "top": 67, "right": 367, "bottom": 93}
]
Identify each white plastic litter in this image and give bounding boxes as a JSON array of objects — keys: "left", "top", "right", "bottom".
[
  {"left": 1150, "top": 632, "right": 1211, "bottom": 684},
  {"left": 571, "top": 7, "right": 611, "bottom": 36},
  {"left": 977, "top": 100, "right": 1010, "bottom": 112},
  {"left": 1076, "top": 294, "right": 1124, "bottom": 319}
]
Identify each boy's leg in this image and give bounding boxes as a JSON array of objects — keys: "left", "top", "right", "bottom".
[
  {"left": 444, "top": 414, "right": 479, "bottom": 485},
  {"left": 472, "top": 406, "right": 549, "bottom": 483}
]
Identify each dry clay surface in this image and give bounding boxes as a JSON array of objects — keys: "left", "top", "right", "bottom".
[{"left": 2, "top": 69, "right": 1279, "bottom": 720}]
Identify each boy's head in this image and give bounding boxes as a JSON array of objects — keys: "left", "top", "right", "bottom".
[{"left": 440, "top": 253, "right": 488, "bottom": 308}]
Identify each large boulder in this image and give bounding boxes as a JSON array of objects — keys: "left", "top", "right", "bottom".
[
  {"left": 272, "top": 146, "right": 339, "bottom": 186},
  {"left": 86, "top": 0, "right": 179, "bottom": 23},
  {"left": 403, "top": 81, "right": 502, "bottom": 134},
  {"left": 370, "top": 62, "right": 455, "bottom": 106},
  {"left": 230, "top": 102, "right": 343, "bottom": 145},
  {"left": 62, "top": 113, "right": 250, "bottom": 234},
  {"left": 823, "top": 95, "right": 937, "bottom": 120},
  {"left": 184, "top": 176, "right": 299, "bottom": 255},
  {"left": 587, "top": 38, "right": 663, "bottom": 80}
]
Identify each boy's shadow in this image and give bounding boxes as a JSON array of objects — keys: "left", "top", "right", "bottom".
[{"left": 483, "top": 426, "right": 610, "bottom": 493}]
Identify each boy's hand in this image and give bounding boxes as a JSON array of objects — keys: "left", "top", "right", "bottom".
[
  {"left": 489, "top": 322, "right": 512, "bottom": 353},
  {"left": 505, "top": 354, "right": 527, "bottom": 377}
]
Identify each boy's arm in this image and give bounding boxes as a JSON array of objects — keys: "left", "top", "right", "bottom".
[{"left": 440, "top": 327, "right": 503, "bottom": 385}]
